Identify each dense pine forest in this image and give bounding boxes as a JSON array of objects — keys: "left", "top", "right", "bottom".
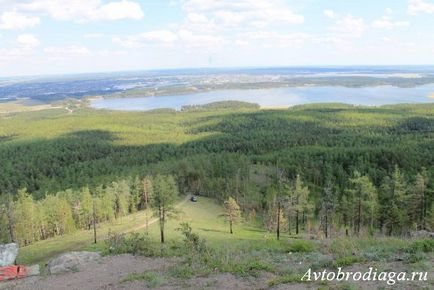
[{"left": 0, "top": 102, "right": 433, "bottom": 245}]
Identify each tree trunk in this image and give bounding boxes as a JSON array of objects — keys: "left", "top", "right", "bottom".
[
  {"left": 288, "top": 212, "right": 291, "bottom": 235},
  {"left": 159, "top": 206, "right": 165, "bottom": 244},
  {"left": 93, "top": 198, "right": 97, "bottom": 244},
  {"left": 357, "top": 195, "right": 361, "bottom": 235},
  {"left": 422, "top": 190, "right": 426, "bottom": 230},
  {"left": 145, "top": 191, "right": 149, "bottom": 235},
  {"left": 302, "top": 212, "right": 306, "bottom": 230},
  {"left": 276, "top": 202, "right": 280, "bottom": 240},
  {"left": 295, "top": 210, "right": 299, "bottom": 235},
  {"left": 230, "top": 220, "right": 233, "bottom": 234},
  {"left": 7, "top": 194, "right": 16, "bottom": 243}
]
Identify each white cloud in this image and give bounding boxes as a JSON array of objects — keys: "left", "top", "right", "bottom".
[
  {"left": 243, "top": 31, "right": 313, "bottom": 48},
  {"left": 113, "top": 30, "right": 178, "bottom": 48},
  {"left": 0, "top": 47, "right": 34, "bottom": 61},
  {"left": 113, "top": 29, "right": 223, "bottom": 50},
  {"left": 16, "top": 34, "right": 40, "bottom": 47},
  {"left": 93, "top": 0, "right": 144, "bottom": 21},
  {"left": 330, "top": 15, "right": 366, "bottom": 38},
  {"left": 178, "top": 29, "right": 223, "bottom": 48},
  {"left": 408, "top": 0, "right": 434, "bottom": 15},
  {"left": 44, "top": 45, "right": 91, "bottom": 56},
  {"left": 19, "top": 0, "right": 144, "bottom": 22},
  {"left": 234, "top": 40, "right": 248, "bottom": 46},
  {"left": 372, "top": 9, "right": 410, "bottom": 29},
  {"left": 0, "top": 11, "right": 40, "bottom": 29},
  {"left": 83, "top": 33, "right": 105, "bottom": 39},
  {"left": 182, "top": 0, "right": 304, "bottom": 29},
  {"left": 324, "top": 9, "right": 336, "bottom": 19},
  {"left": 372, "top": 19, "right": 410, "bottom": 29},
  {"left": 140, "top": 30, "right": 178, "bottom": 43},
  {"left": 316, "top": 36, "right": 345, "bottom": 45},
  {"left": 187, "top": 12, "right": 208, "bottom": 23},
  {"left": 96, "top": 49, "right": 127, "bottom": 56}
]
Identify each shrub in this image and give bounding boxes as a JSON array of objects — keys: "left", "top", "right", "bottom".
[
  {"left": 104, "top": 231, "right": 159, "bottom": 256},
  {"left": 403, "top": 239, "right": 434, "bottom": 263},
  {"left": 288, "top": 240, "right": 315, "bottom": 253},
  {"left": 408, "top": 239, "right": 434, "bottom": 253},
  {"left": 178, "top": 222, "right": 207, "bottom": 253},
  {"left": 104, "top": 231, "right": 128, "bottom": 255},
  {"left": 333, "top": 256, "right": 364, "bottom": 267}
]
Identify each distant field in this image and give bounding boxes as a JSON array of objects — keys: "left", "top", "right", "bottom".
[{"left": 0, "top": 101, "right": 56, "bottom": 114}]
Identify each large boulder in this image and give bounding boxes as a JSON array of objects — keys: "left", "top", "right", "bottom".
[
  {"left": 0, "top": 243, "right": 18, "bottom": 267},
  {"left": 47, "top": 251, "right": 100, "bottom": 274}
]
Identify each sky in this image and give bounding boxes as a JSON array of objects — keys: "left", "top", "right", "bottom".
[{"left": 1, "top": 0, "right": 434, "bottom": 77}]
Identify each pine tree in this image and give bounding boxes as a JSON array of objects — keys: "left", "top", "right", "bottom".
[
  {"left": 409, "top": 169, "right": 428, "bottom": 230},
  {"left": 129, "top": 176, "right": 142, "bottom": 213},
  {"left": 14, "top": 188, "right": 39, "bottom": 245},
  {"left": 79, "top": 187, "right": 93, "bottom": 229},
  {"left": 348, "top": 171, "right": 377, "bottom": 235},
  {"left": 150, "top": 174, "right": 179, "bottom": 244},
  {"left": 110, "top": 181, "right": 129, "bottom": 219},
  {"left": 142, "top": 176, "right": 153, "bottom": 235},
  {"left": 292, "top": 175, "right": 311, "bottom": 235},
  {"left": 222, "top": 197, "right": 241, "bottom": 234},
  {"left": 380, "top": 166, "right": 407, "bottom": 236},
  {"left": 320, "top": 183, "right": 335, "bottom": 238}
]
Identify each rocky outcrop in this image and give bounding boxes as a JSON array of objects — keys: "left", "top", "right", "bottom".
[
  {"left": 410, "top": 230, "right": 434, "bottom": 239},
  {"left": 47, "top": 251, "right": 101, "bottom": 274},
  {"left": 0, "top": 243, "right": 18, "bottom": 267}
]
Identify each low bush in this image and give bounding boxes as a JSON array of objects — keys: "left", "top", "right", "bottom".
[
  {"left": 104, "top": 231, "right": 160, "bottom": 256},
  {"left": 403, "top": 239, "right": 434, "bottom": 263},
  {"left": 287, "top": 240, "right": 315, "bottom": 253},
  {"left": 407, "top": 239, "right": 434, "bottom": 253},
  {"left": 333, "top": 256, "right": 365, "bottom": 267}
]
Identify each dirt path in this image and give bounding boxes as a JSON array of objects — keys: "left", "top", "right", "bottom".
[
  {"left": 1, "top": 254, "right": 276, "bottom": 290},
  {"left": 1, "top": 255, "right": 178, "bottom": 290}
]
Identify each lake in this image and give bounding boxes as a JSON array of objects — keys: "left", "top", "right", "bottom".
[{"left": 90, "top": 85, "right": 434, "bottom": 111}]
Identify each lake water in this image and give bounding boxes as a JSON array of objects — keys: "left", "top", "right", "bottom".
[{"left": 90, "top": 85, "right": 434, "bottom": 111}]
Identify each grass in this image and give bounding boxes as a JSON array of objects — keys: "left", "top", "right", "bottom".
[
  {"left": 146, "top": 196, "right": 267, "bottom": 245},
  {"left": 17, "top": 209, "right": 151, "bottom": 265},
  {"left": 16, "top": 195, "right": 433, "bottom": 290},
  {"left": 17, "top": 196, "right": 267, "bottom": 265}
]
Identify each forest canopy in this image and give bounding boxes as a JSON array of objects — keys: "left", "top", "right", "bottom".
[{"left": 0, "top": 102, "right": 433, "bottom": 244}]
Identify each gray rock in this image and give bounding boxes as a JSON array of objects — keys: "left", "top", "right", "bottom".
[
  {"left": 47, "top": 251, "right": 100, "bottom": 274},
  {"left": 26, "top": 264, "right": 40, "bottom": 276},
  {"left": 410, "top": 230, "right": 434, "bottom": 239},
  {"left": 0, "top": 243, "right": 18, "bottom": 266}
]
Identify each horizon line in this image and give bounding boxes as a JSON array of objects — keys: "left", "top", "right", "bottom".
[{"left": 2, "top": 64, "right": 434, "bottom": 80}]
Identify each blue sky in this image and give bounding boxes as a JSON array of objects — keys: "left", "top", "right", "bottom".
[{"left": 1, "top": 0, "right": 434, "bottom": 76}]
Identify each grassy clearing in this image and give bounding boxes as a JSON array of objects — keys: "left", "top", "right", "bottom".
[
  {"left": 16, "top": 195, "right": 433, "bottom": 289},
  {"left": 17, "top": 196, "right": 265, "bottom": 265},
  {"left": 17, "top": 209, "right": 149, "bottom": 265}
]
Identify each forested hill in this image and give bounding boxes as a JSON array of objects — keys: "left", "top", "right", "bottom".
[
  {"left": 0, "top": 102, "right": 433, "bottom": 243},
  {"left": 0, "top": 103, "right": 432, "bottom": 197}
]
